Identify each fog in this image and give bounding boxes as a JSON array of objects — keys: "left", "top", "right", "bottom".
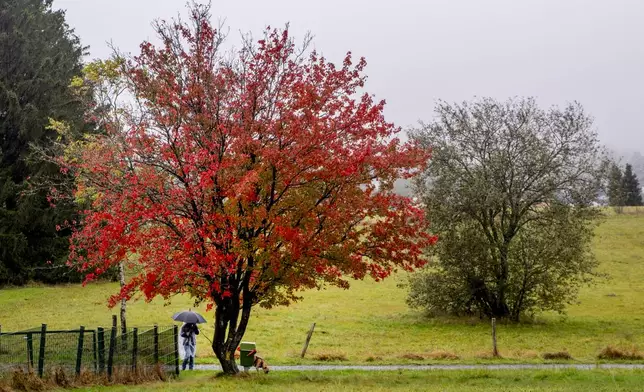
[{"left": 55, "top": 0, "right": 644, "bottom": 151}]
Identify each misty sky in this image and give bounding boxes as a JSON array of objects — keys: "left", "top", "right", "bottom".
[{"left": 54, "top": 0, "right": 643, "bottom": 151}]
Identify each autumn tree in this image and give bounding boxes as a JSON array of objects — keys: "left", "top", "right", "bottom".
[
  {"left": 69, "top": 57, "right": 132, "bottom": 337},
  {"left": 408, "top": 98, "right": 608, "bottom": 322},
  {"left": 59, "top": 4, "right": 434, "bottom": 374}
]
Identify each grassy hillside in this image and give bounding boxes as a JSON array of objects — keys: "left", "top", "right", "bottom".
[{"left": 1, "top": 209, "right": 643, "bottom": 364}]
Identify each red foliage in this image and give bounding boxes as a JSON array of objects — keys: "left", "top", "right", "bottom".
[{"left": 64, "top": 7, "right": 436, "bottom": 313}]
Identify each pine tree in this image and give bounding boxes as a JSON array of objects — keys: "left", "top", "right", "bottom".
[
  {"left": 622, "top": 163, "right": 643, "bottom": 206},
  {"left": 607, "top": 162, "right": 625, "bottom": 206},
  {"left": 0, "top": 0, "right": 87, "bottom": 284}
]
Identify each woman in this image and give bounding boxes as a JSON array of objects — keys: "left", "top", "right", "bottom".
[{"left": 180, "top": 322, "right": 199, "bottom": 370}]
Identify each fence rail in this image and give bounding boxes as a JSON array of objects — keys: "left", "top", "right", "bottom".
[{"left": 0, "top": 324, "right": 179, "bottom": 379}]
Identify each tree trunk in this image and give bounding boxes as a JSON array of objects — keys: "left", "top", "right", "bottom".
[
  {"left": 118, "top": 262, "right": 127, "bottom": 339},
  {"left": 212, "top": 300, "right": 239, "bottom": 374},
  {"left": 211, "top": 291, "right": 253, "bottom": 375},
  {"left": 493, "top": 245, "right": 511, "bottom": 318}
]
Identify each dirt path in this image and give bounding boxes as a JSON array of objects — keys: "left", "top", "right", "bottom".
[{"left": 193, "top": 363, "right": 644, "bottom": 371}]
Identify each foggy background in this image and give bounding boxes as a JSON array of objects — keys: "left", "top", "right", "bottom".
[{"left": 55, "top": 0, "right": 644, "bottom": 164}]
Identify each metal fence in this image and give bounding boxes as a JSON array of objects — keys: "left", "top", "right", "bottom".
[{"left": 0, "top": 324, "right": 179, "bottom": 378}]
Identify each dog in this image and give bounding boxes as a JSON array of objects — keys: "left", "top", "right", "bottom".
[{"left": 253, "top": 354, "right": 270, "bottom": 374}]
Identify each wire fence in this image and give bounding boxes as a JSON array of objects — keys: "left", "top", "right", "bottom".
[{"left": 0, "top": 324, "right": 179, "bottom": 379}]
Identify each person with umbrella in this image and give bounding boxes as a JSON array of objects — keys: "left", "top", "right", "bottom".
[{"left": 172, "top": 310, "right": 206, "bottom": 371}]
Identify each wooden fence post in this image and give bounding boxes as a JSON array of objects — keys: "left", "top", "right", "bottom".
[
  {"left": 131, "top": 328, "right": 138, "bottom": 372},
  {"left": 75, "top": 326, "right": 85, "bottom": 376},
  {"left": 153, "top": 325, "right": 159, "bottom": 364},
  {"left": 37, "top": 324, "right": 47, "bottom": 377},
  {"left": 26, "top": 333, "right": 34, "bottom": 370},
  {"left": 97, "top": 327, "right": 105, "bottom": 373},
  {"left": 173, "top": 325, "right": 179, "bottom": 376},
  {"left": 92, "top": 330, "right": 98, "bottom": 373},
  {"left": 491, "top": 318, "right": 499, "bottom": 357},
  {"left": 107, "top": 326, "right": 117, "bottom": 380},
  {"left": 300, "top": 323, "right": 316, "bottom": 358}
]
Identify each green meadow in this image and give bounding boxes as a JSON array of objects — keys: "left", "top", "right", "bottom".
[
  {"left": 61, "top": 369, "right": 644, "bottom": 392},
  {"left": 1, "top": 209, "right": 643, "bottom": 364}
]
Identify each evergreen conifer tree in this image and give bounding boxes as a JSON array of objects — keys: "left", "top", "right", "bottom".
[
  {"left": 607, "top": 162, "right": 625, "bottom": 206},
  {"left": 622, "top": 163, "right": 643, "bottom": 206},
  {"left": 0, "top": 0, "right": 86, "bottom": 284}
]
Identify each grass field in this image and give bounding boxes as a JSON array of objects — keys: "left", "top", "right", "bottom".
[
  {"left": 1, "top": 208, "right": 643, "bottom": 364},
  {"left": 55, "top": 370, "right": 644, "bottom": 392}
]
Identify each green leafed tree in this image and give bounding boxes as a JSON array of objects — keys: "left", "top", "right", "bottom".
[
  {"left": 0, "top": 0, "right": 87, "bottom": 284},
  {"left": 622, "top": 163, "right": 643, "bottom": 206},
  {"left": 408, "top": 97, "right": 609, "bottom": 322}
]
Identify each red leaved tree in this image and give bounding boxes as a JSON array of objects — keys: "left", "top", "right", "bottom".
[{"left": 62, "top": 4, "right": 435, "bottom": 374}]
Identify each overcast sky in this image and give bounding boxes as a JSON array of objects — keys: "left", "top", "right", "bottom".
[{"left": 54, "top": 0, "right": 643, "bottom": 152}]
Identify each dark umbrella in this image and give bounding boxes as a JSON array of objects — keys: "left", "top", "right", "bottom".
[{"left": 172, "top": 310, "right": 207, "bottom": 324}]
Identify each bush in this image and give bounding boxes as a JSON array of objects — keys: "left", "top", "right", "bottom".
[{"left": 407, "top": 268, "right": 479, "bottom": 317}]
